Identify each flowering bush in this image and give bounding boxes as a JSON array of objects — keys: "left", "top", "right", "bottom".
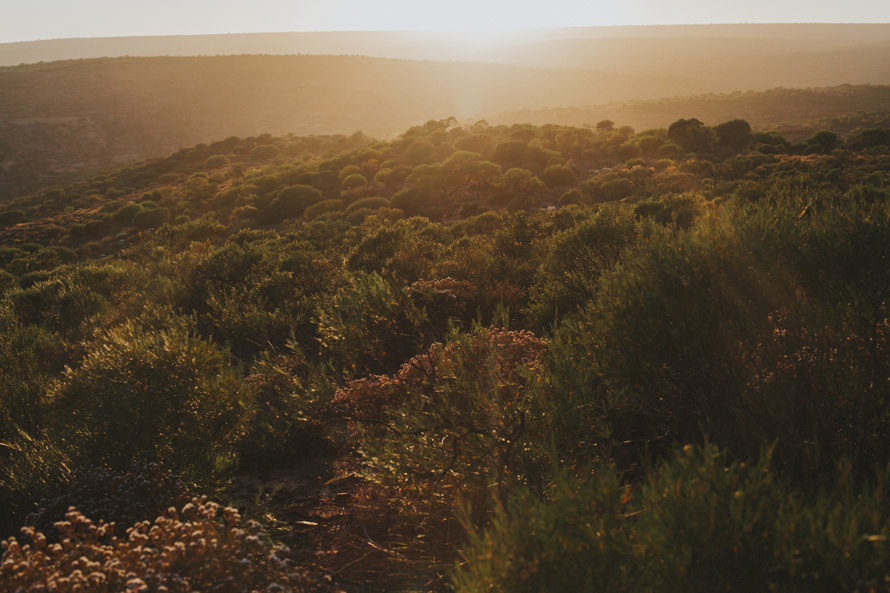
[
  {"left": 2, "top": 497, "right": 309, "bottom": 592},
  {"left": 334, "top": 326, "right": 548, "bottom": 503},
  {"left": 26, "top": 462, "right": 191, "bottom": 540}
]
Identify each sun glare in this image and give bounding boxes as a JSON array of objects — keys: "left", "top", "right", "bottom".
[{"left": 439, "top": 24, "right": 520, "bottom": 51}]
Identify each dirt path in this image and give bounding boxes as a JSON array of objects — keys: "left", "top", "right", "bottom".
[{"left": 228, "top": 452, "right": 460, "bottom": 593}]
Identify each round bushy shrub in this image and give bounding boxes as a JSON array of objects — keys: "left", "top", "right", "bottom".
[
  {"left": 132, "top": 207, "right": 171, "bottom": 229},
  {"left": 304, "top": 199, "right": 344, "bottom": 220},
  {"left": 249, "top": 144, "right": 280, "bottom": 161},
  {"left": 265, "top": 185, "right": 323, "bottom": 222},
  {"left": 50, "top": 320, "right": 253, "bottom": 479},
  {"left": 204, "top": 154, "right": 230, "bottom": 169}
]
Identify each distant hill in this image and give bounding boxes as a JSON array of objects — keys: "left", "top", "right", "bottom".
[
  {"left": 2, "top": 23, "right": 889, "bottom": 67},
  {"left": 1, "top": 23, "right": 889, "bottom": 199},
  {"left": 473, "top": 34, "right": 890, "bottom": 93},
  {"left": 0, "top": 54, "right": 697, "bottom": 199}
]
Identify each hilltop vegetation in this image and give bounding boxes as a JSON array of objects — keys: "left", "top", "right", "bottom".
[
  {"left": 498, "top": 85, "right": 890, "bottom": 141},
  {"left": 2, "top": 112, "right": 890, "bottom": 590},
  {"left": 0, "top": 54, "right": 691, "bottom": 199},
  {"left": 2, "top": 22, "right": 888, "bottom": 201}
]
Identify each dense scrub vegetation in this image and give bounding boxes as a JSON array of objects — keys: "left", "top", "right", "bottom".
[{"left": 2, "top": 115, "right": 890, "bottom": 590}]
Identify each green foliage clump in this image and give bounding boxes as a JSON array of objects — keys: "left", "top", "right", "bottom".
[
  {"left": 340, "top": 172, "right": 368, "bottom": 190},
  {"left": 454, "top": 444, "right": 890, "bottom": 593},
  {"left": 6, "top": 273, "right": 107, "bottom": 339},
  {"left": 50, "top": 319, "right": 252, "bottom": 480},
  {"left": 203, "top": 154, "right": 230, "bottom": 169},
  {"left": 346, "top": 196, "right": 391, "bottom": 213},
  {"left": 239, "top": 352, "right": 326, "bottom": 467},
  {"left": 0, "top": 433, "right": 71, "bottom": 538},
  {"left": 0, "top": 303, "right": 64, "bottom": 442},
  {"left": 304, "top": 198, "right": 344, "bottom": 220},
  {"left": 596, "top": 177, "right": 635, "bottom": 202},
  {"left": 559, "top": 190, "right": 890, "bottom": 477},
  {"left": 316, "top": 271, "right": 425, "bottom": 376},
  {"left": 265, "top": 184, "right": 323, "bottom": 222},
  {"left": 249, "top": 143, "right": 280, "bottom": 161},
  {"left": 541, "top": 163, "right": 575, "bottom": 187},
  {"left": 527, "top": 207, "right": 641, "bottom": 329},
  {"left": 132, "top": 206, "right": 170, "bottom": 229}
]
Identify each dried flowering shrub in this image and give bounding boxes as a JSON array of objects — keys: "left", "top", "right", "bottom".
[
  {"left": 2, "top": 497, "right": 308, "bottom": 593},
  {"left": 333, "top": 326, "right": 549, "bottom": 504},
  {"left": 26, "top": 462, "right": 191, "bottom": 540}
]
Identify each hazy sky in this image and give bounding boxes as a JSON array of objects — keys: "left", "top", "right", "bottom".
[{"left": 3, "top": 0, "right": 889, "bottom": 43}]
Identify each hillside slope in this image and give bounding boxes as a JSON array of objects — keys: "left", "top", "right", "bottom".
[{"left": 0, "top": 54, "right": 695, "bottom": 199}]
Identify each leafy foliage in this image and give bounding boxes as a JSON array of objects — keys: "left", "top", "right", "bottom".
[
  {"left": 2, "top": 113, "right": 890, "bottom": 589},
  {"left": 49, "top": 318, "right": 252, "bottom": 479},
  {"left": 455, "top": 445, "right": 890, "bottom": 593}
]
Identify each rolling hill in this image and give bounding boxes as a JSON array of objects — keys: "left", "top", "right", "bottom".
[{"left": 1, "top": 23, "right": 889, "bottom": 200}]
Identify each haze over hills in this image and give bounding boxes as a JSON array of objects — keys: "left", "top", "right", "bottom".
[
  {"left": 2, "top": 23, "right": 889, "bottom": 67},
  {"left": 1, "top": 23, "right": 889, "bottom": 199},
  {"left": 0, "top": 53, "right": 700, "bottom": 198},
  {"left": 472, "top": 34, "right": 890, "bottom": 92}
]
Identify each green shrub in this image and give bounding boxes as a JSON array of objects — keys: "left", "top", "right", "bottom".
[
  {"left": 239, "top": 352, "right": 327, "bottom": 467},
  {"left": 0, "top": 304, "right": 64, "bottom": 444},
  {"left": 265, "top": 184, "right": 323, "bottom": 222},
  {"left": 346, "top": 196, "right": 390, "bottom": 213},
  {"left": 6, "top": 273, "right": 107, "bottom": 338},
  {"left": 597, "top": 178, "right": 635, "bottom": 202},
  {"left": 346, "top": 207, "right": 373, "bottom": 225},
  {"left": 132, "top": 207, "right": 170, "bottom": 229},
  {"left": 180, "top": 236, "right": 335, "bottom": 360},
  {"left": 346, "top": 219, "right": 444, "bottom": 282},
  {"left": 0, "top": 209, "right": 25, "bottom": 227},
  {"left": 559, "top": 191, "right": 890, "bottom": 477},
  {"left": 453, "top": 464, "right": 633, "bottom": 593},
  {"left": 527, "top": 208, "right": 641, "bottom": 329},
  {"left": 249, "top": 143, "right": 280, "bottom": 161},
  {"left": 340, "top": 172, "right": 368, "bottom": 190},
  {"left": 315, "top": 272, "right": 426, "bottom": 376},
  {"left": 49, "top": 319, "right": 252, "bottom": 480},
  {"left": 157, "top": 172, "right": 180, "bottom": 184},
  {"left": 455, "top": 444, "right": 890, "bottom": 593},
  {"left": 203, "top": 154, "right": 230, "bottom": 169},
  {"left": 632, "top": 193, "right": 701, "bottom": 229},
  {"left": 403, "top": 138, "right": 438, "bottom": 166},
  {"left": 112, "top": 202, "right": 142, "bottom": 224},
  {"left": 1, "top": 431, "right": 71, "bottom": 536},
  {"left": 541, "top": 164, "right": 575, "bottom": 187},
  {"left": 391, "top": 186, "right": 435, "bottom": 215},
  {"left": 304, "top": 199, "right": 344, "bottom": 220}
]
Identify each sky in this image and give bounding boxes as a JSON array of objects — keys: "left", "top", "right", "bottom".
[{"left": 2, "top": 0, "right": 889, "bottom": 43}]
